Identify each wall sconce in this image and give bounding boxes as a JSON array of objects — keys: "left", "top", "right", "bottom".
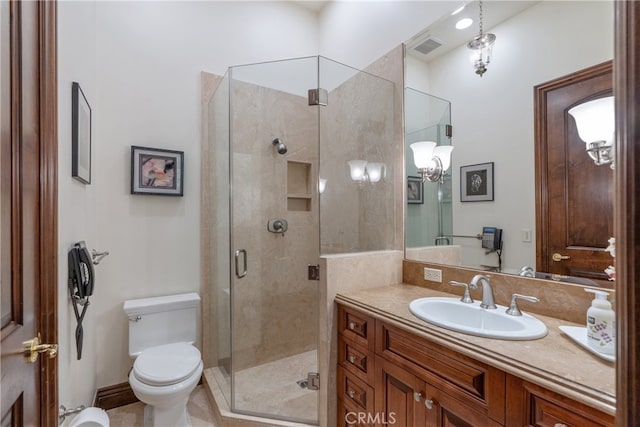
[
  {"left": 348, "top": 160, "right": 386, "bottom": 184},
  {"left": 366, "top": 162, "right": 384, "bottom": 183},
  {"left": 567, "top": 96, "right": 615, "bottom": 169},
  {"left": 348, "top": 160, "right": 368, "bottom": 182},
  {"left": 409, "top": 141, "right": 454, "bottom": 183},
  {"left": 467, "top": 0, "right": 496, "bottom": 77},
  {"left": 319, "top": 178, "right": 327, "bottom": 194}
]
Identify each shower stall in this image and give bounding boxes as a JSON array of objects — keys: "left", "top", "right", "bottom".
[{"left": 205, "top": 56, "right": 395, "bottom": 425}]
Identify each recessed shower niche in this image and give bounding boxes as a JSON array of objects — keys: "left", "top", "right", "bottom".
[
  {"left": 205, "top": 55, "right": 396, "bottom": 425},
  {"left": 287, "top": 160, "right": 312, "bottom": 212}
]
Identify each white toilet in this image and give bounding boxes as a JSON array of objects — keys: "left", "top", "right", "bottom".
[
  {"left": 68, "top": 407, "right": 110, "bottom": 427},
  {"left": 123, "top": 293, "right": 203, "bottom": 427}
]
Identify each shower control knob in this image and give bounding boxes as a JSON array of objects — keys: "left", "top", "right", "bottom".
[{"left": 267, "top": 218, "right": 288, "bottom": 237}]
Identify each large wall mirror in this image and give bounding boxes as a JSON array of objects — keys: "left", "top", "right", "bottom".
[{"left": 404, "top": 0, "right": 614, "bottom": 286}]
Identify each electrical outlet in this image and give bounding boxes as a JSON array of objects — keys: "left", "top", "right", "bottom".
[{"left": 424, "top": 267, "right": 442, "bottom": 283}]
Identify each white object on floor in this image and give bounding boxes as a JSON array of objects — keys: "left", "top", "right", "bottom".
[
  {"left": 559, "top": 325, "right": 615, "bottom": 362},
  {"left": 68, "top": 407, "right": 110, "bottom": 427}
]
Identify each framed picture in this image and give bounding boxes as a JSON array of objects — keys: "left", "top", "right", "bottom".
[
  {"left": 407, "top": 176, "right": 424, "bottom": 204},
  {"left": 131, "top": 146, "right": 184, "bottom": 196},
  {"left": 460, "top": 162, "right": 494, "bottom": 202},
  {"left": 72, "top": 82, "right": 91, "bottom": 184}
]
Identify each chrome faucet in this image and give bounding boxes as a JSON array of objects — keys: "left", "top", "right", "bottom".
[{"left": 470, "top": 274, "right": 497, "bottom": 309}]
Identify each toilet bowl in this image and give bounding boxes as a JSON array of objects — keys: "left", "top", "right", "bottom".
[
  {"left": 68, "top": 407, "right": 110, "bottom": 427},
  {"left": 128, "top": 342, "right": 203, "bottom": 427},
  {"left": 124, "top": 293, "right": 202, "bottom": 427}
]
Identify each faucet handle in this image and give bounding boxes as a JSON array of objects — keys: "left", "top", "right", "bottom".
[
  {"left": 506, "top": 294, "right": 540, "bottom": 316},
  {"left": 449, "top": 281, "right": 474, "bottom": 304}
]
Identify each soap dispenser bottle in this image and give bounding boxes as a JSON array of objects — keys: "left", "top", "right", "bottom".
[{"left": 585, "top": 288, "right": 615, "bottom": 355}]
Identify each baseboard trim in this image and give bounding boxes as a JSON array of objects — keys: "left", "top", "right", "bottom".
[
  {"left": 94, "top": 382, "right": 139, "bottom": 410},
  {"left": 94, "top": 376, "right": 205, "bottom": 410}
]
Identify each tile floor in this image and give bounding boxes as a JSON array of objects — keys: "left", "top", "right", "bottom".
[
  {"left": 105, "top": 350, "right": 317, "bottom": 426},
  {"left": 106, "top": 386, "right": 218, "bottom": 427}
]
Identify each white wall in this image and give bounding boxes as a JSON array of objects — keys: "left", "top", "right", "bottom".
[
  {"left": 57, "top": 0, "right": 99, "bottom": 411},
  {"left": 318, "top": 1, "right": 452, "bottom": 69},
  {"left": 58, "top": 0, "right": 319, "bottom": 404},
  {"left": 414, "top": 1, "right": 613, "bottom": 272}
]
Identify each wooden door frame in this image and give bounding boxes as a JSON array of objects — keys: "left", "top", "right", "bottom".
[
  {"left": 37, "top": 1, "right": 58, "bottom": 425},
  {"left": 614, "top": 2, "right": 640, "bottom": 425}
]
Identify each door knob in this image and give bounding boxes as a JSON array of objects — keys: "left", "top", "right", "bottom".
[
  {"left": 23, "top": 334, "right": 58, "bottom": 363},
  {"left": 552, "top": 253, "right": 571, "bottom": 262}
]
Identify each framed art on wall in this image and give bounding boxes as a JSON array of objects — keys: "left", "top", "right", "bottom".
[
  {"left": 407, "top": 176, "right": 424, "bottom": 204},
  {"left": 131, "top": 146, "right": 184, "bottom": 196},
  {"left": 460, "top": 162, "right": 494, "bottom": 202},
  {"left": 72, "top": 82, "right": 92, "bottom": 184}
]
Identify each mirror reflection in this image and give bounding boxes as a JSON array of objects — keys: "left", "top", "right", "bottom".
[{"left": 404, "top": 0, "right": 614, "bottom": 286}]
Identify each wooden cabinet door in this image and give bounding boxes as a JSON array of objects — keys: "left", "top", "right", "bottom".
[
  {"left": 417, "top": 382, "right": 503, "bottom": 427},
  {"left": 375, "top": 356, "right": 425, "bottom": 427}
]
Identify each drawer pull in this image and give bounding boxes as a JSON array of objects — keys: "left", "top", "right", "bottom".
[
  {"left": 348, "top": 355, "right": 356, "bottom": 364},
  {"left": 414, "top": 392, "right": 422, "bottom": 402},
  {"left": 425, "top": 399, "right": 434, "bottom": 410},
  {"left": 348, "top": 321, "right": 357, "bottom": 330},
  {"left": 553, "top": 424, "right": 568, "bottom": 427},
  {"left": 347, "top": 389, "right": 356, "bottom": 399}
]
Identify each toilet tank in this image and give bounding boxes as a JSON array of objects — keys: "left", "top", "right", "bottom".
[{"left": 123, "top": 292, "right": 200, "bottom": 358}]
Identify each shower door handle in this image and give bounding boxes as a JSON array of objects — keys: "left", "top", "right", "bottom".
[{"left": 235, "top": 249, "right": 247, "bottom": 278}]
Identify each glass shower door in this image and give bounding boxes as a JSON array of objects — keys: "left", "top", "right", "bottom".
[{"left": 229, "top": 57, "right": 320, "bottom": 424}]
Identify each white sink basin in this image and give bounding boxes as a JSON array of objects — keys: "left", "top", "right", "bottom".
[{"left": 409, "top": 297, "right": 548, "bottom": 340}]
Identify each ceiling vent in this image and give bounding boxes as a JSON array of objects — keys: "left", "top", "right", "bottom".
[{"left": 413, "top": 37, "right": 443, "bottom": 56}]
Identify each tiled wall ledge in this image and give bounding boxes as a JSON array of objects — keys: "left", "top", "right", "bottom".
[{"left": 403, "top": 260, "right": 615, "bottom": 325}]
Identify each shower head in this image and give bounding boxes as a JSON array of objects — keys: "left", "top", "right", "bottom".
[{"left": 272, "top": 138, "right": 287, "bottom": 155}]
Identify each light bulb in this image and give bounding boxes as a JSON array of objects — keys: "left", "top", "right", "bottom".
[
  {"left": 568, "top": 96, "right": 615, "bottom": 146},
  {"left": 348, "top": 160, "right": 368, "bottom": 182},
  {"left": 366, "top": 163, "right": 384, "bottom": 183},
  {"left": 409, "top": 141, "right": 436, "bottom": 169},
  {"left": 433, "top": 146, "right": 454, "bottom": 171}
]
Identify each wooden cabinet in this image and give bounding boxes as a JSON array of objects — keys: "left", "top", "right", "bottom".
[
  {"left": 505, "top": 375, "right": 614, "bottom": 427},
  {"left": 336, "top": 303, "right": 613, "bottom": 427}
]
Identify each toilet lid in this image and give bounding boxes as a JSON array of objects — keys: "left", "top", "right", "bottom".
[{"left": 133, "top": 342, "right": 201, "bottom": 386}]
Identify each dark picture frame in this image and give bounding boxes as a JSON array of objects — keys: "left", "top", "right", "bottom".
[
  {"left": 407, "top": 176, "right": 424, "bottom": 204},
  {"left": 72, "top": 82, "right": 91, "bottom": 184},
  {"left": 131, "top": 146, "right": 184, "bottom": 196},
  {"left": 460, "top": 162, "right": 494, "bottom": 202}
]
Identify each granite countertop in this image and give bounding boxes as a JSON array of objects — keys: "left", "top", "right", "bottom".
[{"left": 335, "top": 283, "right": 615, "bottom": 416}]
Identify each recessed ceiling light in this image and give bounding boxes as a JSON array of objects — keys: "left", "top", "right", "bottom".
[
  {"left": 451, "top": 5, "right": 466, "bottom": 16},
  {"left": 455, "top": 18, "right": 473, "bottom": 30}
]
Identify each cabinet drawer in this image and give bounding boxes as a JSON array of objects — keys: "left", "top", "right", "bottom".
[
  {"left": 376, "top": 321, "right": 505, "bottom": 423},
  {"left": 506, "top": 375, "right": 614, "bottom": 427},
  {"left": 338, "top": 305, "right": 375, "bottom": 351},
  {"left": 338, "top": 336, "right": 375, "bottom": 384},
  {"left": 338, "top": 365, "right": 375, "bottom": 414},
  {"left": 337, "top": 398, "right": 374, "bottom": 427}
]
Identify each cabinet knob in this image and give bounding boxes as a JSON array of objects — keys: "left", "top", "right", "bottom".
[
  {"left": 348, "top": 355, "right": 356, "bottom": 364},
  {"left": 425, "top": 399, "right": 434, "bottom": 410},
  {"left": 553, "top": 424, "right": 568, "bottom": 427},
  {"left": 348, "top": 322, "right": 356, "bottom": 330},
  {"left": 347, "top": 389, "right": 356, "bottom": 399},
  {"left": 413, "top": 392, "right": 422, "bottom": 402}
]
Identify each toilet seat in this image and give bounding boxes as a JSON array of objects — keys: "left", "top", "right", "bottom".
[{"left": 133, "top": 342, "right": 201, "bottom": 386}]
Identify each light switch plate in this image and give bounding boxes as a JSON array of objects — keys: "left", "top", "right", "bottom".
[{"left": 424, "top": 267, "right": 442, "bottom": 283}]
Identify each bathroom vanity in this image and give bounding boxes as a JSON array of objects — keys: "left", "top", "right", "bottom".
[{"left": 335, "top": 285, "right": 614, "bottom": 427}]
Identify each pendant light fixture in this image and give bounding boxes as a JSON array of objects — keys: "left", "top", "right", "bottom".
[{"left": 467, "top": 0, "right": 496, "bottom": 77}]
